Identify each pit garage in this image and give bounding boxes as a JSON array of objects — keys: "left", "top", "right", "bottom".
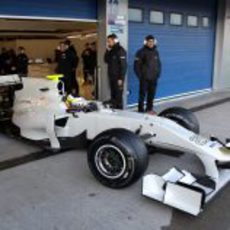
[
  {"left": 0, "top": 0, "right": 98, "bottom": 164},
  {"left": 0, "top": 0, "right": 98, "bottom": 99}
]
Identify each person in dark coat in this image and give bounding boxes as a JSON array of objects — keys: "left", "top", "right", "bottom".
[
  {"left": 0, "top": 53, "right": 2, "bottom": 75},
  {"left": 104, "top": 34, "right": 127, "bottom": 109},
  {"left": 0, "top": 47, "right": 7, "bottom": 75},
  {"left": 57, "top": 42, "right": 79, "bottom": 96},
  {"left": 5, "top": 49, "right": 17, "bottom": 75},
  {"left": 54, "top": 43, "right": 61, "bottom": 63},
  {"left": 65, "top": 39, "right": 77, "bottom": 57},
  {"left": 0, "top": 48, "right": 8, "bottom": 75},
  {"left": 81, "top": 43, "right": 91, "bottom": 83},
  {"left": 17, "top": 47, "right": 29, "bottom": 77},
  {"left": 64, "top": 40, "right": 79, "bottom": 96},
  {"left": 89, "top": 42, "right": 97, "bottom": 82},
  {"left": 0, "top": 57, "right": 2, "bottom": 75},
  {"left": 134, "top": 35, "right": 161, "bottom": 113}
]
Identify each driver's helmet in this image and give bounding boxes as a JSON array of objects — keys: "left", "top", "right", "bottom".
[
  {"left": 66, "top": 95, "right": 87, "bottom": 107},
  {"left": 66, "top": 95, "right": 98, "bottom": 113}
]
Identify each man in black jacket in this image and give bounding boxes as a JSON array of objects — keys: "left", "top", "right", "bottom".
[
  {"left": 89, "top": 42, "right": 97, "bottom": 83},
  {"left": 65, "top": 40, "right": 79, "bottom": 96},
  {"left": 104, "top": 34, "right": 127, "bottom": 109},
  {"left": 57, "top": 42, "right": 79, "bottom": 95},
  {"left": 134, "top": 35, "right": 161, "bottom": 113},
  {"left": 17, "top": 47, "right": 29, "bottom": 77},
  {"left": 81, "top": 43, "right": 91, "bottom": 83}
]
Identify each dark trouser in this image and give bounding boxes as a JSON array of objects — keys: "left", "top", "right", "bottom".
[
  {"left": 63, "top": 71, "right": 79, "bottom": 96},
  {"left": 83, "top": 69, "right": 89, "bottom": 82},
  {"left": 109, "top": 77, "right": 123, "bottom": 109},
  {"left": 138, "top": 79, "right": 158, "bottom": 113},
  {"left": 63, "top": 76, "right": 72, "bottom": 95},
  {"left": 18, "top": 73, "right": 28, "bottom": 78},
  {"left": 89, "top": 68, "right": 95, "bottom": 83},
  {"left": 71, "top": 70, "right": 79, "bottom": 96},
  {"left": 18, "top": 70, "right": 28, "bottom": 78}
]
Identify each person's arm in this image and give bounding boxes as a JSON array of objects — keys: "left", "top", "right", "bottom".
[
  {"left": 104, "top": 49, "right": 110, "bottom": 64},
  {"left": 71, "top": 51, "right": 79, "bottom": 69},
  {"left": 55, "top": 50, "right": 60, "bottom": 63},
  {"left": 75, "top": 54, "right": 79, "bottom": 69},
  {"left": 156, "top": 50, "right": 162, "bottom": 78},
  {"left": 134, "top": 49, "right": 144, "bottom": 79},
  {"left": 25, "top": 54, "right": 29, "bottom": 65},
  {"left": 81, "top": 50, "right": 86, "bottom": 59},
  {"left": 118, "top": 48, "right": 127, "bottom": 80}
]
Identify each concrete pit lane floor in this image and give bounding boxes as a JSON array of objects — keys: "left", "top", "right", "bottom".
[{"left": 0, "top": 102, "right": 230, "bottom": 230}]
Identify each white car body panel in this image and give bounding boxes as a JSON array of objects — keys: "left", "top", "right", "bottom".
[{"left": 0, "top": 75, "right": 229, "bottom": 216}]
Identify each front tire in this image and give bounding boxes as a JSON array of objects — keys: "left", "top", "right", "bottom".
[
  {"left": 87, "top": 129, "right": 149, "bottom": 189},
  {"left": 159, "top": 107, "right": 200, "bottom": 134}
]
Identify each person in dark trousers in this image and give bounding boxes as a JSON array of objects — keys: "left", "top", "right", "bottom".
[
  {"left": 81, "top": 43, "right": 91, "bottom": 83},
  {"left": 54, "top": 43, "right": 61, "bottom": 63},
  {"left": 5, "top": 49, "right": 17, "bottom": 74},
  {"left": 64, "top": 40, "right": 79, "bottom": 96},
  {"left": 134, "top": 35, "right": 161, "bottom": 113},
  {"left": 57, "top": 42, "right": 79, "bottom": 96},
  {"left": 0, "top": 48, "right": 8, "bottom": 75},
  {"left": 89, "top": 42, "right": 97, "bottom": 82},
  {"left": 17, "top": 47, "right": 29, "bottom": 77},
  {"left": 104, "top": 34, "right": 127, "bottom": 109},
  {"left": 0, "top": 52, "right": 2, "bottom": 75}
]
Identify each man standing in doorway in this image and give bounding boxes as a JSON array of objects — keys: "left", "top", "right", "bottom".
[
  {"left": 134, "top": 35, "right": 161, "bottom": 113},
  {"left": 0, "top": 48, "right": 6, "bottom": 75},
  {"left": 89, "top": 42, "right": 97, "bottom": 83},
  {"left": 81, "top": 43, "right": 91, "bottom": 83},
  {"left": 17, "top": 47, "right": 29, "bottom": 78},
  {"left": 65, "top": 40, "right": 79, "bottom": 96},
  {"left": 57, "top": 42, "right": 78, "bottom": 96},
  {"left": 104, "top": 34, "right": 127, "bottom": 109}
]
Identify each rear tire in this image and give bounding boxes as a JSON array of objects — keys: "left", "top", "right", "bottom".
[
  {"left": 87, "top": 129, "right": 149, "bottom": 189},
  {"left": 159, "top": 107, "right": 200, "bottom": 134}
]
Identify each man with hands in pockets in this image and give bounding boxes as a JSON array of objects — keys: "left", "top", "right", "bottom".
[
  {"left": 104, "top": 34, "right": 127, "bottom": 109},
  {"left": 134, "top": 35, "right": 161, "bottom": 113}
]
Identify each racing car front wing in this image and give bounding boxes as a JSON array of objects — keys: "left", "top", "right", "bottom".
[
  {"left": 140, "top": 116, "right": 230, "bottom": 216},
  {"left": 143, "top": 167, "right": 230, "bottom": 215}
]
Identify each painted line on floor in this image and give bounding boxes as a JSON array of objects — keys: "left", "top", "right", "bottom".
[
  {"left": 0, "top": 149, "right": 66, "bottom": 172},
  {"left": 190, "top": 97, "right": 230, "bottom": 112}
]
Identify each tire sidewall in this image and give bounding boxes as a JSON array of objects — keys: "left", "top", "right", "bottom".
[
  {"left": 88, "top": 129, "right": 148, "bottom": 188},
  {"left": 159, "top": 107, "right": 200, "bottom": 134}
]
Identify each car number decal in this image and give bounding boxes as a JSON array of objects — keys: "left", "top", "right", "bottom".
[{"left": 189, "top": 135, "right": 209, "bottom": 146}]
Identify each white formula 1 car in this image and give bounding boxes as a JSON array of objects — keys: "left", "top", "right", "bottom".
[{"left": 0, "top": 74, "right": 229, "bottom": 216}]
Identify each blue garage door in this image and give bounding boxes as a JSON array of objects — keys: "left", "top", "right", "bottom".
[
  {"left": 0, "top": 0, "right": 97, "bottom": 20},
  {"left": 128, "top": 0, "right": 217, "bottom": 105}
]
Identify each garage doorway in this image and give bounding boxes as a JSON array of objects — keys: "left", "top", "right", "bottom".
[{"left": 0, "top": 18, "right": 98, "bottom": 99}]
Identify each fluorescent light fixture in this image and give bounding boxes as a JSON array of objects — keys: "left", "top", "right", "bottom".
[{"left": 67, "top": 34, "right": 82, "bottom": 39}]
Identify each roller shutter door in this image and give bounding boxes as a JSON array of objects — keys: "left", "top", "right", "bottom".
[{"left": 128, "top": 0, "right": 217, "bottom": 105}]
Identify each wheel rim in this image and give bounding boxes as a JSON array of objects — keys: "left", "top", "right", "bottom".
[{"left": 95, "top": 144, "right": 127, "bottom": 179}]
